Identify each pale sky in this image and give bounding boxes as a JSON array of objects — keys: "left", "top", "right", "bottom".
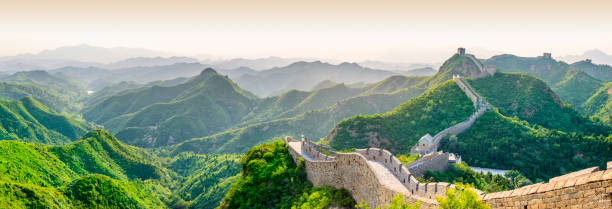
[{"left": 1, "top": 0, "right": 612, "bottom": 62}]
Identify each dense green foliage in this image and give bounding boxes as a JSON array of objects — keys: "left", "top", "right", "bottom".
[
  {"left": 0, "top": 97, "right": 90, "bottom": 144},
  {"left": 424, "top": 162, "right": 527, "bottom": 193},
  {"left": 166, "top": 153, "right": 242, "bottom": 209},
  {"left": 571, "top": 60, "right": 612, "bottom": 81},
  {"left": 581, "top": 82, "right": 612, "bottom": 125},
  {"left": 328, "top": 81, "right": 473, "bottom": 153},
  {"left": 1, "top": 70, "right": 87, "bottom": 101},
  {"left": 356, "top": 195, "right": 420, "bottom": 209},
  {"left": 0, "top": 129, "right": 169, "bottom": 208},
  {"left": 64, "top": 175, "right": 166, "bottom": 209},
  {"left": 0, "top": 82, "right": 76, "bottom": 113},
  {"left": 484, "top": 54, "right": 603, "bottom": 110},
  {"left": 468, "top": 73, "right": 608, "bottom": 134},
  {"left": 49, "top": 129, "right": 166, "bottom": 180},
  {"left": 85, "top": 69, "right": 258, "bottom": 147},
  {"left": 436, "top": 184, "right": 490, "bottom": 209},
  {"left": 218, "top": 140, "right": 355, "bottom": 209},
  {"left": 440, "top": 110, "right": 612, "bottom": 181}
]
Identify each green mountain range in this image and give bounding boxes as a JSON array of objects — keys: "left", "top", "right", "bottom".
[
  {"left": 0, "top": 82, "right": 76, "bottom": 113},
  {"left": 0, "top": 97, "right": 90, "bottom": 144},
  {"left": 1, "top": 70, "right": 87, "bottom": 101},
  {"left": 325, "top": 64, "right": 611, "bottom": 181},
  {"left": 0, "top": 129, "right": 243, "bottom": 209},
  {"left": 84, "top": 68, "right": 258, "bottom": 147}
]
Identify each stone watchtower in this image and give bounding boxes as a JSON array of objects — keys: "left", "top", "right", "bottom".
[
  {"left": 543, "top": 53, "right": 552, "bottom": 59},
  {"left": 457, "top": 47, "right": 466, "bottom": 56}
]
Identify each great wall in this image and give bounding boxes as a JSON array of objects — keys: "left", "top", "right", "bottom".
[{"left": 284, "top": 49, "right": 612, "bottom": 208}]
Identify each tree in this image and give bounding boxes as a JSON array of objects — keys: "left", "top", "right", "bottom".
[
  {"left": 435, "top": 184, "right": 490, "bottom": 209},
  {"left": 356, "top": 195, "right": 420, "bottom": 209}
]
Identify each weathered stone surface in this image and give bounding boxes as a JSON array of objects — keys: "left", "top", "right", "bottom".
[{"left": 287, "top": 131, "right": 612, "bottom": 209}]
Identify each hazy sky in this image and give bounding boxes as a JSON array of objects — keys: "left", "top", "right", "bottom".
[{"left": 1, "top": 0, "right": 612, "bottom": 62}]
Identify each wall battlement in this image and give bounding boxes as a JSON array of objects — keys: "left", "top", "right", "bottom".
[{"left": 286, "top": 136, "right": 612, "bottom": 208}]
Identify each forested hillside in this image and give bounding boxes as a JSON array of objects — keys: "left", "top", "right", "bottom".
[
  {"left": 218, "top": 140, "right": 355, "bottom": 209},
  {"left": 484, "top": 54, "right": 603, "bottom": 109},
  {"left": 325, "top": 71, "right": 612, "bottom": 181},
  {"left": 0, "top": 129, "right": 243, "bottom": 209},
  {"left": 0, "top": 82, "right": 77, "bottom": 113},
  {"left": 0, "top": 97, "right": 90, "bottom": 144},
  {"left": 1, "top": 70, "right": 87, "bottom": 101}
]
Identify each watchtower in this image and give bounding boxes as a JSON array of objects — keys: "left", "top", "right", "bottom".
[
  {"left": 457, "top": 48, "right": 466, "bottom": 56},
  {"left": 586, "top": 59, "right": 592, "bottom": 63},
  {"left": 543, "top": 53, "right": 552, "bottom": 59}
]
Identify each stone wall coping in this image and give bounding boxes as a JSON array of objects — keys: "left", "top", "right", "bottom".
[{"left": 483, "top": 167, "right": 611, "bottom": 200}]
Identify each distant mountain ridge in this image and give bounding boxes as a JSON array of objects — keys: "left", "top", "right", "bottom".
[
  {"left": 233, "top": 61, "right": 398, "bottom": 96},
  {"left": 560, "top": 49, "right": 612, "bottom": 66}
]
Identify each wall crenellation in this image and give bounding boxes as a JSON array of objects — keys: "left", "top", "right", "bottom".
[{"left": 287, "top": 136, "right": 612, "bottom": 208}]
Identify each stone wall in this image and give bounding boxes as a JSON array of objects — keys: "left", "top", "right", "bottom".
[
  {"left": 406, "top": 151, "right": 451, "bottom": 177},
  {"left": 286, "top": 137, "right": 612, "bottom": 208},
  {"left": 483, "top": 167, "right": 612, "bottom": 208},
  {"left": 411, "top": 76, "right": 491, "bottom": 155}
]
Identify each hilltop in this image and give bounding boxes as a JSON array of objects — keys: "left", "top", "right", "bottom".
[
  {"left": 570, "top": 59, "right": 612, "bottom": 81},
  {"left": 0, "top": 82, "right": 77, "bottom": 113},
  {"left": 484, "top": 54, "right": 603, "bottom": 109},
  {"left": 1, "top": 70, "right": 87, "bottom": 101},
  {"left": 0, "top": 97, "right": 90, "bottom": 144},
  {"left": 84, "top": 68, "right": 258, "bottom": 147}
]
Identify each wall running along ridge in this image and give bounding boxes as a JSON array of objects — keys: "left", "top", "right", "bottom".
[
  {"left": 411, "top": 75, "right": 491, "bottom": 155},
  {"left": 285, "top": 53, "right": 611, "bottom": 207},
  {"left": 287, "top": 136, "right": 612, "bottom": 208}
]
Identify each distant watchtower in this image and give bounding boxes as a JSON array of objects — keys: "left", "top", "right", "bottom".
[
  {"left": 543, "top": 53, "right": 552, "bottom": 59},
  {"left": 586, "top": 59, "right": 592, "bottom": 63},
  {"left": 457, "top": 47, "right": 466, "bottom": 56}
]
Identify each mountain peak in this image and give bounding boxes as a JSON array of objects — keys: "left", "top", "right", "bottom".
[{"left": 200, "top": 68, "right": 218, "bottom": 75}]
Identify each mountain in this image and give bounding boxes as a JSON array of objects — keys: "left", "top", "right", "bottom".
[
  {"left": 171, "top": 76, "right": 429, "bottom": 155},
  {"left": 310, "top": 80, "right": 338, "bottom": 91},
  {"left": 82, "top": 77, "right": 189, "bottom": 107},
  {"left": 358, "top": 60, "right": 435, "bottom": 72},
  {"left": 0, "top": 97, "right": 90, "bottom": 144},
  {"left": 105, "top": 56, "right": 199, "bottom": 69},
  {"left": 170, "top": 52, "right": 482, "bottom": 154},
  {"left": 469, "top": 73, "right": 604, "bottom": 133},
  {"left": 232, "top": 61, "right": 398, "bottom": 96},
  {"left": 570, "top": 60, "right": 612, "bottom": 81},
  {"left": 206, "top": 56, "right": 319, "bottom": 70},
  {"left": 84, "top": 68, "right": 258, "bottom": 147},
  {"left": 20, "top": 44, "right": 172, "bottom": 63},
  {"left": 0, "top": 82, "right": 76, "bottom": 113},
  {"left": 396, "top": 67, "right": 437, "bottom": 76},
  {"left": 0, "top": 127, "right": 243, "bottom": 209},
  {"left": 559, "top": 49, "right": 612, "bottom": 66},
  {"left": 484, "top": 54, "right": 603, "bottom": 109},
  {"left": 0, "top": 44, "right": 175, "bottom": 72},
  {"left": 327, "top": 80, "right": 474, "bottom": 153},
  {"left": 1, "top": 70, "right": 87, "bottom": 101},
  {"left": 325, "top": 71, "right": 611, "bottom": 180},
  {"left": 0, "top": 129, "right": 169, "bottom": 208},
  {"left": 581, "top": 82, "right": 612, "bottom": 125}
]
